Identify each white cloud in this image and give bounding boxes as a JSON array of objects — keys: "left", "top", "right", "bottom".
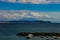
[
  {"left": 0, "top": 10, "right": 56, "bottom": 21},
  {"left": 8, "top": 0, "right": 16, "bottom": 2},
  {"left": 18, "top": 0, "right": 46, "bottom": 4},
  {"left": 0, "top": 0, "right": 60, "bottom": 4}
]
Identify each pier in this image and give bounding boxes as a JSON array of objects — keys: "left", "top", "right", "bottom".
[
  {"left": 16, "top": 32, "right": 60, "bottom": 40},
  {"left": 17, "top": 32, "right": 60, "bottom": 37}
]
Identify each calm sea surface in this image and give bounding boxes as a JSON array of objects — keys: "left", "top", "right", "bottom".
[{"left": 0, "top": 23, "right": 60, "bottom": 40}]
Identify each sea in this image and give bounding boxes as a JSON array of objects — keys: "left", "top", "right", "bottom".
[{"left": 0, "top": 23, "right": 60, "bottom": 40}]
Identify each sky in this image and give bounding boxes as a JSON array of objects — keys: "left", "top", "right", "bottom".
[{"left": 0, "top": 0, "right": 60, "bottom": 22}]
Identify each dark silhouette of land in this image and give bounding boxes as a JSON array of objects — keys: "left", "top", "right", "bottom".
[{"left": 0, "top": 20, "right": 51, "bottom": 23}]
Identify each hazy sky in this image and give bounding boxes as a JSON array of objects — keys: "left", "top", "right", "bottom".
[{"left": 0, "top": 0, "right": 60, "bottom": 22}]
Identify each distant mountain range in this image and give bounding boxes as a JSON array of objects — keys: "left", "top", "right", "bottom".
[
  {"left": 0, "top": 20, "right": 51, "bottom": 23},
  {"left": 0, "top": 1, "right": 59, "bottom": 23}
]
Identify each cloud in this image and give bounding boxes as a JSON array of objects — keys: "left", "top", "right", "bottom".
[
  {"left": 18, "top": 0, "right": 46, "bottom": 4},
  {"left": 8, "top": 0, "right": 16, "bottom": 2},
  {"left": 0, "top": 10, "right": 56, "bottom": 21},
  {"left": 0, "top": 0, "right": 60, "bottom": 4}
]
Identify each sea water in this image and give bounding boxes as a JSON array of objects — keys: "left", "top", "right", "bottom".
[{"left": 0, "top": 23, "right": 60, "bottom": 40}]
